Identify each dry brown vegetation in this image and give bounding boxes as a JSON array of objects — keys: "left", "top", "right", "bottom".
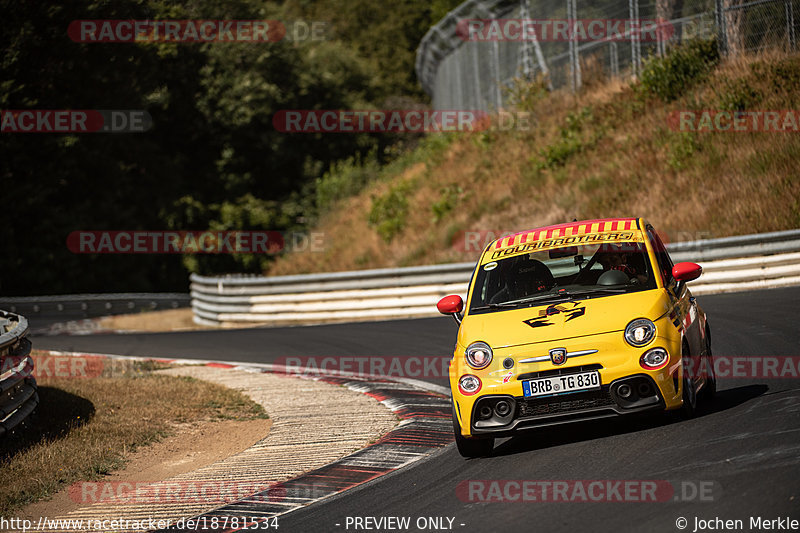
[
  {"left": 269, "top": 50, "right": 800, "bottom": 276},
  {"left": 97, "top": 308, "right": 199, "bottom": 332},
  {"left": 0, "top": 356, "right": 267, "bottom": 515}
]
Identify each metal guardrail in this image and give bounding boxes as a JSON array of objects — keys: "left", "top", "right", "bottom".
[
  {"left": 0, "top": 293, "right": 190, "bottom": 320},
  {"left": 665, "top": 229, "right": 800, "bottom": 261},
  {"left": 191, "top": 229, "right": 800, "bottom": 327},
  {"left": 0, "top": 310, "right": 38, "bottom": 437}
]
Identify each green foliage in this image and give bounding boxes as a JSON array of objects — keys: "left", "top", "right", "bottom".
[
  {"left": 1, "top": 0, "right": 443, "bottom": 294},
  {"left": 382, "top": 133, "right": 456, "bottom": 176},
  {"left": 667, "top": 132, "right": 701, "bottom": 171},
  {"left": 534, "top": 107, "right": 594, "bottom": 170},
  {"left": 315, "top": 152, "right": 380, "bottom": 214},
  {"left": 716, "top": 78, "right": 761, "bottom": 111},
  {"left": 767, "top": 56, "right": 800, "bottom": 101},
  {"left": 503, "top": 76, "right": 551, "bottom": 113},
  {"left": 637, "top": 39, "right": 720, "bottom": 102},
  {"left": 314, "top": 133, "right": 457, "bottom": 216},
  {"left": 537, "top": 137, "right": 584, "bottom": 170},
  {"left": 431, "top": 185, "right": 463, "bottom": 222},
  {"left": 283, "top": 0, "right": 463, "bottom": 99},
  {"left": 368, "top": 183, "right": 412, "bottom": 243}
]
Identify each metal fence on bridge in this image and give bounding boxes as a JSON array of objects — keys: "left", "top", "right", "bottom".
[{"left": 416, "top": 0, "right": 798, "bottom": 109}]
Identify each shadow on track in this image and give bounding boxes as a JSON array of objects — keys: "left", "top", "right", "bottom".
[
  {"left": 489, "top": 384, "right": 768, "bottom": 458},
  {"left": 0, "top": 387, "right": 95, "bottom": 462}
]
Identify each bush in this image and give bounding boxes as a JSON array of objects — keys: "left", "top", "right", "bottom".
[
  {"left": 768, "top": 56, "right": 800, "bottom": 94},
  {"left": 315, "top": 152, "right": 380, "bottom": 213},
  {"left": 717, "top": 78, "right": 761, "bottom": 111},
  {"left": 368, "top": 183, "right": 412, "bottom": 243},
  {"left": 431, "top": 185, "right": 463, "bottom": 222},
  {"left": 534, "top": 107, "right": 594, "bottom": 170},
  {"left": 667, "top": 132, "right": 701, "bottom": 170},
  {"left": 637, "top": 39, "right": 720, "bottom": 102}
]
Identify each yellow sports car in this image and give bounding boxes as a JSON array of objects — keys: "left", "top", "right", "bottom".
[{"left": 437, "top": 218, "right": 716, "bottom": 458}]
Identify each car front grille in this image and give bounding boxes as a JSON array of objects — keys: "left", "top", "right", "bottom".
[{"left": 516, "top": 388, "right": 614, "bottom": 418}]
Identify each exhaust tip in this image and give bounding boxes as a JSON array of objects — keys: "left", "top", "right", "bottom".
[
  {"left": 617, "top": 384, "right": 633, "bottom": 399},
  {"left": 495, "top": 400, "right": 511, "bottom": 417}
]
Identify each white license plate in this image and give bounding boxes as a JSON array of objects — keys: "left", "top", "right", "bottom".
[{"left": 522, "top": 371, "right": 601, "bottom": 398}]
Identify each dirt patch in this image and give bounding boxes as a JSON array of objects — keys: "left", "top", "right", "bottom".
[
  {"left": 98, "top": 308, "right": 204, "bottom": 332},
  {"left": 17, "top": 418, "right": 270, "bottom": 523}
]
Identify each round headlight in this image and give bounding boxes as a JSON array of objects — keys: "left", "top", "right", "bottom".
[
  {"left": 458, "top": 375, "right": 482, "bottom": 395},
  {"left": 640, "top": 347, "right": 669, "bottom": 370},
  {"left": 465, "top": 341, "right": 493, "bottom": 369},
  {"left": 625, "top": 318, "right": 656, "bottom": 347}
]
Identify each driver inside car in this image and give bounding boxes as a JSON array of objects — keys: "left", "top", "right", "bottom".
[
  {"left": 596, "top": 244, "right": 648, "bottom": 284},
  {"left": 490, "top": 256, "right": 555, "bottom": 303}
]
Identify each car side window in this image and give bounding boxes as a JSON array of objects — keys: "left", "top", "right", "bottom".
[{"left": 646, "top": 227, "right": 674, "bottom": 288}]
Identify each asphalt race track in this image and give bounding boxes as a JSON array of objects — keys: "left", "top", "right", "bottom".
[{"left": 32, "top": 287, "right": 800, "bottom": 533}]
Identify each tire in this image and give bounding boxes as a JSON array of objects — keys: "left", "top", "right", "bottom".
[
  {"left": 700, "top": 333, "right": 716, "bottom": 401},
  {"left": 452, "top": 405, "right": 494, "bottom": 458},
  {"left": 679, "top": 341, "right": 698, "bottom": 419},
  {"left": 680, "top": 375, "right": 697, "bottom": 419}
]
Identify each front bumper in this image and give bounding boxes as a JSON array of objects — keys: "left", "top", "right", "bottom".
[
  {"left": 451, "top": 333, "right": 684, "bottom": 437},
  {"left": 466, "top": 375, "right": 666, "bottom": 437}
]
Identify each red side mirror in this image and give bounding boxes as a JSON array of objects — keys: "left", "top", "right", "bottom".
[
  {"left": 672, "top": 262, "right": 702, "bottom": 282},
  {"left": 437, "top": 295, "right": 464, "bottom": 315}
]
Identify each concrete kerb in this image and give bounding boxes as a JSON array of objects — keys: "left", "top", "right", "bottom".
[{"left": 27, "top": 351, "right": 453, "bottom": 532}]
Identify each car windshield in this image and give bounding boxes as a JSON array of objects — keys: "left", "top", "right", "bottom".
[{"left": 469, "top": 241, "right": 657, "bottom": 313}]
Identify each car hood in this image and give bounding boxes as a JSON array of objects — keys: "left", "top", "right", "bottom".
[{"left": 458, "top": 289, "right": 671, "bottom": 349}]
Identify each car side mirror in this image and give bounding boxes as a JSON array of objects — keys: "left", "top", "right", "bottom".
[
  {"left": 437, "top": 295, "right": 464, "bottom": 325},
  {"left": 672, "top": 262, "right": 702, "bottom": 283}
]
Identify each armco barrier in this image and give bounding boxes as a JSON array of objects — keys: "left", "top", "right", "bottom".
[
  {"left": 0, "top": 310, "right": 38, "bottom": 437},
  {"left": 0, "top": 293, "right": 190, "bottom": 321},
  {"left": 191, "top": 229, "right": 800, "bottom": 327}
]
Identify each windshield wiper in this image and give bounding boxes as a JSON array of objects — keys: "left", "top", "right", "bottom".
[
  {"left": 471, "top": 287, "right": 631, "bottom": 312},
  {"left": 471, "top": 292, "right": 573, "bottom": 311},
  {"left": 469, "top": 303, "right": 513, "bottom": 311},
  {"left": 565, "top": 287, "right": 627, "bottom": 297}
]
